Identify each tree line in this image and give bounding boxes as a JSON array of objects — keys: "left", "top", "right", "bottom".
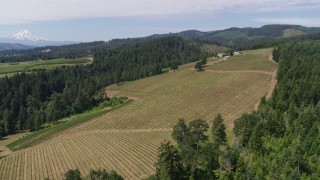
[
  {"left": 151, "top": 115, "right": 245, "bottom": 179},
  {"left": 232, "top": 40, "right": 320, "bottom": 179},
  {"left": 0, "top": 36, "right": 206, "bottom": 137},
  {"left": 63, "top": 168, "right": 123, "bottom": 180}
]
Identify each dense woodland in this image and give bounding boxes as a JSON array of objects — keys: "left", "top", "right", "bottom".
[
  {"left": 153, "top": 40, "right": 320, "bottom": 179},
  {"left": 236, "top": 41, "right": 320, "bottom": 179},
  {"left": 0, "top": 36, "right": 205, "bottom": 137}
]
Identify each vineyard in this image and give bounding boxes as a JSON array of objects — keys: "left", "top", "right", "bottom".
[
  {"left": 206, "top": 48, "right": 277, "bottom": 72},
  {"left": 0, "top": 132, "right": 170, "bottom": 179},
  {"left": 71, "top": 71, "right": 271, "bottom": 132},
  {"left": 7, "top": 102, "right": 130, "bottom": 151},
  {"left": 0, "top": 48, "right": 277, "bottom": 179}
]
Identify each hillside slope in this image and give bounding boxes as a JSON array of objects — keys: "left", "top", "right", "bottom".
[{"left": 0, "top": 49, "right": 277, "bottom": 179}]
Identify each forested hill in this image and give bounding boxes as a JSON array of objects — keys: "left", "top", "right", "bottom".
[
  {"left": 0, "top": 36, "right": 204, "bottom": 63},
  {"left": 0, "top": 36, "right": 205, "bottom": 137},
  {"left": 150, "top": 25, "right": 320, "bottom": 49},
  {"left": 0, "top": 43, "right": 34, "bottom": 51},
  {"left": 233, "top": 41, "right": 320, "bottom": 178},
  {"left": 93, "top": 37, "right": 203, "bottom": 81}
]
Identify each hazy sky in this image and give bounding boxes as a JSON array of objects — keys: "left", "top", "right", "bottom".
[{"left": 0, "top": 0, "right": 319, "bottom": 41}]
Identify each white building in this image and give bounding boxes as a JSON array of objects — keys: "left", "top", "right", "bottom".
[
  {"left": 217, "top": 53, "right": 224, "bottom": 58},
  {"left": 233, "top": 52, "right": 240, "bottom": 56},
  {"left": 233, "top": 51, "right": 244, "bottom": 56}
]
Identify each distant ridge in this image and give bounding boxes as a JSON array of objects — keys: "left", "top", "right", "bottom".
[
  {"left": 1, "top": 24, "right": 320, "bottom": 53},
  {"left": 0, "top": 43, "right": 34, "bottom": 51},
  {"left": 147, "top": 24, "right": 320, "bottom": 47},
  {"left": 0, "top": 29, "right": 77, "bottom": 47}
]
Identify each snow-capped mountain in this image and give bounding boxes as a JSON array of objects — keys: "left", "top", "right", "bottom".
[
  {"left": 0, "top": 29, "right": 77, "bottom": 47},
  {"left": 6, "top": 29, "right": 48, "bottom": 41}
]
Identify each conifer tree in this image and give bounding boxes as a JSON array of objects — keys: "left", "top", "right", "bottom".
[
  {"left": 172, "top": 119, "right": 189, "bottom": 145},
  {"left": 248, "top": 125, "right": 263, "bottom": 153},
  {"left": 211, "top": 114, "right": 227, "bottom": 148},
  {"left": 234, "top": 157, "right": 246, "bottom": 180},
  {"left": 64, "top": 169, "right": 82, "bottom": 180},
  {"left": 155, "top": 141, "right": 185, "bottom": 180}
]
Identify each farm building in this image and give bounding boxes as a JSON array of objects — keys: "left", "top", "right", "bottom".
[
  {"left": 217, "top": 53, "right": 224, "bottom": 58},
  {"left": 233, "top": 51, "right": 244, "bottom": 56}
]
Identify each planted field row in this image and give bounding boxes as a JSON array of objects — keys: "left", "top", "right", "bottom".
[
  {"left": 0, "top": 131, "right": 171, "bottom": 180},
  {"left": 8, "top": 103, "right": 129, "bottom": 151},
  {"left": 64, "top": 70, "right": 271, "bottom": 134},
  {"left": 206, "top": 48, "right": 277, "bottom": 72}
]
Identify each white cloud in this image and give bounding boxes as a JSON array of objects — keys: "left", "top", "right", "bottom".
[
  {"left": 255, "top": 17, "right": 320, "bottom": 27},
  {"left": 0, "top": 0, "right": 319, "bottom": 25}
]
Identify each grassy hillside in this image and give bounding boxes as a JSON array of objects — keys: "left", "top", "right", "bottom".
[
  {"left": 0, "top": 58, "right": 91, "bottom": 75},
  {"left": 0, "top": 48, "right": 277, "bottom": 179},
  {"left": 283, "top": 28, "right": 306, "bottom": 37}
]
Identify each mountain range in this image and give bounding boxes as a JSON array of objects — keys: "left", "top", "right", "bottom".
[
  {"left": 0, "top": 43, "right": 34, "bottom": 51},
  {"left": 1, "top": 24, "right": 320, "bottom": 52}
]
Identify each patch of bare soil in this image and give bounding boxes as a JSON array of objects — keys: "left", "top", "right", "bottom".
[
  {"left": 267, "top": 71, "right": 277, "bottom": 99},
  {"left": 106, "top": 90, "right": 142, "bottom": 101},
  {"left": 106, "top": 90, "right": 120, "bottom": 97},
  {"left": 204, "top": 59, "right": 226, "bottom": 67},
  {"left": 83, "top": 57, "right": 94, "bottom": 66},
  {"left": 254, "top": 55, "right": 278, "bottom": 111},
  {"left": 0, "top": 146, "right": 12, "bottom": 158},
  {"left": 265, "top": 54, "right": 278, "bottom": 99},
  {"left": 268, "top": 54, "right": 278, "bottom": 64},
  {"left": 0, "top": 131, "right": 28, "bottom": 157}
]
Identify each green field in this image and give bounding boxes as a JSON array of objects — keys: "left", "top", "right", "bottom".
[
  {"left": 0, "top": 58, "right": 91, "bottom": 75},
  {"left": 0, "top": 49, "right": 277, "bottom": 179}
]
